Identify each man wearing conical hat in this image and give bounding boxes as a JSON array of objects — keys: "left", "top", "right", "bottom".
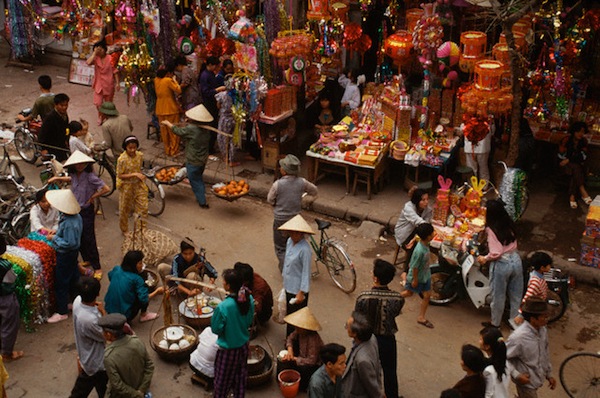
[
  {"left": 45, "top": 189, "right": 83, "bottom": 324},
  {"left": 280, "top": 307, "right": 324, "bottom": 391},
  {"left": 161, "top": 104, "right": 213, "bottom": 209},
  {"left": 268, "top": 154, "right": 318, "bottom": 272},
  {"left": 278, "top": 215, "right": 315, "bottom": 337}
]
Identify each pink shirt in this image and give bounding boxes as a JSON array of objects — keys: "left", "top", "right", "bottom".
[
  {"left": 92, "top": 56, "right": 115, "bottom": 96},
  {"left": 484, "top": 227, "right": 517, "bottom": 262}
]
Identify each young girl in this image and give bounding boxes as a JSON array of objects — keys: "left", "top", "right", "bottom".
[
  {"left": 104, "top": 250, "right": 160, "bottom": 323},
  {"left": 49, "top": 151, "right": 109, "bottom": 273},
  {"left": 29, "top": 189, "right": 59, "bottom": 236},
  {"left": 68, "top": 120, "right": 93, "bottom": 155},
  {"left": 480, "top": 326, "right": 510, "bottom": 398},
  {"left": 116, "top": 135, "right": 148, "bottom": 234},
  {"left": 314, "top": 93, "right": 334, "bottom": 135},
  {"left": 211, "top": 269, "right": 254, "bottom": 398}
]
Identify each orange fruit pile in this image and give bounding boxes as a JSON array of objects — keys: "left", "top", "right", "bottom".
[
  {"left": 156, "top": 167, "right": 179, "bottom": 182},
  {"left": 215, "top": 180, "right": 249, "bottom": 197}
]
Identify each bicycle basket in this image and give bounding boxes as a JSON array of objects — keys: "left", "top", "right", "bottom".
[{"left": 0, "top": 177, "right": 19, "bottom": 201}]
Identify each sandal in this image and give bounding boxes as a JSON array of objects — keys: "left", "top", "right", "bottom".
[
  {"left": 584, "top": 197, "right": 592, "bottom": 205},
  {"left": 570, "top": 200, "right": 578, "bottom": 209},
  {"left": 417, "top": 319, "right": 434, "bottom": 329},
  {"left": 2, "top": 351, "right": 24, "bottom": 361}
]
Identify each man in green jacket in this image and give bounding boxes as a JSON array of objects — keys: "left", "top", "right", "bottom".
[
  {"left": 98, "top": 313, "right": 154, "bottom": 398},
  {"left": 161, "top": 103, "right": 213, "bottom": 209}
]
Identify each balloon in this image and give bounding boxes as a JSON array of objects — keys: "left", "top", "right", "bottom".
[{"left": 447, "top": 70, "right": 458, "bottom": 80}]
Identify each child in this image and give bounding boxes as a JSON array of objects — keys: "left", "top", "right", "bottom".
[
  {"left": 480, "top": 326, "right": 510, "bottom": 398},
  {"left": 338, "top": 68, "right": 364, "bottom": 117},
  {"left": 452, "top": 344, "right": 487, "bottom": 398},
  {"left": 514, "top": 251, "right": 551, "bottom": 326},
  {"left": 401, "top": 222, "right": 435, "bottom": 328},
  {"left": 314, "top": 92, "right": 334, "bottom": 136},
  {"left": 68, "top": 120, "right": 93, "bottom": 155},
  {"left": 215, "top": 76, "right": 237, "bottom": 166},
  {"left": 157, "top": 238, "right": 218, "bottom": 297},
  {"left": 116, "top": 135, "right": 148, "bottom": 234}
]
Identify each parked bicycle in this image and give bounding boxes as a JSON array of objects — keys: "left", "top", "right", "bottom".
[
  {"left": 559, "top": 350, "right": 600, "bottom": 397},
  {"left": 92, "top": 148, "right": 116, "bottom": 197},
  {"left": 0, "top": 130, "right": 24, "bottom": 181},
  {"left": 0, "top": 174, "right": 40, "bottom": 244},
  {"left": 308, "top": 218, "right": 356, "bottom": 293},
  {"left": 13, "top": 108, "right": 42, "bottom": 164}
]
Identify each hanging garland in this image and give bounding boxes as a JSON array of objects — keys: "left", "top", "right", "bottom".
[
  {"left": 8, "top": 0, "right": 34, "bottom": 58},
  {"left": 1, "top": 253, "right": 32, "bottom": 331}
]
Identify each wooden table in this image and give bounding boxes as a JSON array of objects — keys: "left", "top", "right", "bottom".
[{"left": 306, "top": 147, "right": 389, "bottom": 199}]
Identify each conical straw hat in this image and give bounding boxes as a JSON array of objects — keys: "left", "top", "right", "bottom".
[
  {"left": 46, "top": 189, "right": 81, "bottom": 215},
  {"left": 283, "top": 307, "right": 321, "bottom": 331},
  {"left": 278, "top": 214, "right": 315, "bottom": 234},
  {"left": 185, "top": 104, "right": 214, "bottom": 123},
  {"left": 64, "top": 150, "right": 95, "bottom": 167}
]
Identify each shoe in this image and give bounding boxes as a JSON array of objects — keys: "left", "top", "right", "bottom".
[
  {"left": 200, "top": 203, "right": 209, "bottom": 209},
  {"left": 47, "top": 313, "right": 68, "bottom": 323},
  {"left": 583, "top": 196, "right": 592, "bottom": 205},
  {"left": 481, "top": 321, "right": 499, "bottom": 328},
  {"left": 570, "top": 200, "right": 578, "bottom": 209},
  {"left": 139, "top": 312, "right": 158, "bottom": 323}
]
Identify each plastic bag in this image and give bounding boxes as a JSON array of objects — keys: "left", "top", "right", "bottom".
[{"left": 273, "top": 288, "right": 287, "bottom": 324}]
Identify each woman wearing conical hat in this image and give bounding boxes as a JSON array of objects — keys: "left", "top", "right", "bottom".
[
  {"left": 280, "top": 307, "right": 324, "bottom": 391},
  {"left": 278, "top": 214, "right": 315, "bottom": 337}
]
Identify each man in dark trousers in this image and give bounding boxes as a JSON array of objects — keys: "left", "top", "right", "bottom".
[
  {"left": 355, "top": 259, "right": 404, "bottom": 398},
  {"left": 39, "top": 93, "right": 70, "bottom": 161}
]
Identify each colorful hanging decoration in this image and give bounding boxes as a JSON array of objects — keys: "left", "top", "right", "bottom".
[
  {"left": 228, "top": 10, "right": 257, "bottom": 43},
  {"left": 459, "top": 31, "right": 486, "bottom": 73},
  {"left": 342, "top": 23, "right": 372, "bottom": 58},
  {"left": 269, "top": 32, "right": 314, "bottom": 67},
  {"left": 412, "top": 2, "right": 443, "bottom": 129},
  {"left": 7, "top": 0, "right": 34, "bottom": 58},
  {"left": 233, "top": 42, "right": 258, "bottom": 72},
  {"left": 307, "top": 0, "right": 330, "bottom": 21},
  {"left": 437, "top": 41, "right": 460, "bottom": 71}
]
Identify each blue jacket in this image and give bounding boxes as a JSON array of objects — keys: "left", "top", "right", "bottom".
[
  {"left": 105, "top": 266, "right": 149, "bottom": 320},
  {"left": 53, "top": 213, "right": 82, "bottom": 253}
]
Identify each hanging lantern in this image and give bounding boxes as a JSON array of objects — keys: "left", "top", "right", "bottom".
[
  {"left": 512, "top": 20, "right": 531, "bottom": 35},
  {"left": 499, "top": 32, "right": 526, "bottom": 50},
  {"left": 307, "top": 0, "right": 330, "bottom": 20},
  {"left": 406, "top": 8, "right": 424, "bottom": 33},
  {"left": 437, "top": 41, "right": 460, "bottom": 71},
  {"left": 459, "top": 31, "right": 487, "bottom": 73},
  {"left": 384, "top": 30, "right": 414, "bottom": 66},
  {"left": 330, "top": 2, "right": 348, "bottom": 22},
  {"left": 474, "top": 60, "right": 504, "bottom": 91},
  {"left": 492, "top": 43, "right": 510, "bottom": 64}
]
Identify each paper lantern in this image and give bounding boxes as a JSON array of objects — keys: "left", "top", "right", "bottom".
[
  {"left": 406, "top": 8, "right": 424, "bottom": 33},
  {"left": 499, "top": 32, "right": 526, "bottom": 49},
  {"left": 492, "top": 43, "right": 510, "bottom": 64},
  {"left": 437, "top": 41, "right": 460, "bottom": 70},
  {"left": 512, "top": 19, "right": 532, "bottom": 35},
  {"left": 459, "top": 31, "right": 487, "bottom": 72},
  {"left": 384, "top": 30, "right": 414, "bottom": 66},
  {"left": 474, "top": 60, "right": 504, "bottom": 91},
  {"left": 307, "top": 0, "right": 330, "bottom": 20}
]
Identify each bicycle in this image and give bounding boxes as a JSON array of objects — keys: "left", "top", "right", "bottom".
[
  {"left": 13, "top": 108, "right": 42, "bottom": 164},
  {"left": 0, "top": 174, "right": 40, "bottom": 244},
  {"left": 308, "top": 218, "right": 356, "bottom": 293},
  {"left": 92, "top": 148, "right": 116, "bottom": 197},
  {"left": 559, "top": 351, "right": 600, "bottom": 397},
  {"left": 0, "top": 131, "right": 24, "bottom": 181}
]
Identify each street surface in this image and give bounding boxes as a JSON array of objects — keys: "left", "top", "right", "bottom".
[{"left": 0, "top": 49, "right": 598, "bottom": 397}]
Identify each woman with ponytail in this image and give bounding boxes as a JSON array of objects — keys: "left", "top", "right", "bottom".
[
  {"left": 480, "top": 327, "right": 510, "bottom": 398},
  {"left": 211, "top": 268, "right": 255, "bottom": 398}
]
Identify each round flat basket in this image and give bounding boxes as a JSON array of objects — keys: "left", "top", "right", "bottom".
[
  {"left": 150, "top": 324, "right": 198, "bottom": 362},
  {"left": 212, "top": 182, "right": 250, "bottom": 202},
  {"left": 140, "top": 268, "right": 160, "bottom": 293},
  {"left": 154, "top": 165, "right": 186, "bottom": 185}
]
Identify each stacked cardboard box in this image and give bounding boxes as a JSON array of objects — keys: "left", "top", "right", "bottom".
[{"left": 580, "top": 195, "right": 600, "bottom": 267}]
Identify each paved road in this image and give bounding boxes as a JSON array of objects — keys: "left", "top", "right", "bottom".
[{"left": 0, "top": 49, "right": 598, "bottom": 397}]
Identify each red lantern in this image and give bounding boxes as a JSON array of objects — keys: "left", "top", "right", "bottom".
[
  {"left": 405, "top": 8, "right": 424, "bottom": 33},
  {"left": 474, "top": 60, "right": 504, "bottom": 91},
  {"left": 384, "top": 30, "right": 414, "bottom": 66},
  {"left": 499, "top": 32, "right": 526, "bottom": 50}
]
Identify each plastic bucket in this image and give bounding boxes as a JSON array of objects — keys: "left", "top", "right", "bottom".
[{"left": 277, "top": 369, "right": 301, "bottom": 398}]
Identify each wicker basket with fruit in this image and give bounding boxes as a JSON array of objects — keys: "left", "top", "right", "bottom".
[
  {"left": 154, "top": 165, "right": 186, "bottom": 185},
  {"left": 212, "top": 180, "right": 250, "bottom": 202}
]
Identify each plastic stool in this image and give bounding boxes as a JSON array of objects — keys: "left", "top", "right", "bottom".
[{"left": 455, "top": 165, "right": 474, "bottom": 185}]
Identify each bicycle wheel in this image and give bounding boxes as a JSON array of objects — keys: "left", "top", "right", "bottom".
[
  {"left": 322, "top": 241, "right": 356, "bottom": 293},
  {"left": 14, "top": 129, "right": 37, "bottom": 164},
  {"left": 145, "top": 177, "right": 165, "bottom": 216},
  {"left": 96, "top": 161, "right": 116, "bottom": 197},
  {"left": 560, "top": 352, "right": 600, "bottom": 397},
  {"left": 429, "top": 267, "right": 459, "bottom": 305},
  {"left": 547, "top": 289, "right": 566, "bottom": 323},
  {"left": 9, "top": 212, "right": 30, "bottom": 244}
]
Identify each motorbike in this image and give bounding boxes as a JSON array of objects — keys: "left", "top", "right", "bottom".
[{"left": 429, "top": 235, "right": 569, "bottom": 324}]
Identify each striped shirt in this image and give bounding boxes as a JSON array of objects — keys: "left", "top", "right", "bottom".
[{"left": 522, "top": 271, "right": 548, "bottom": 302}]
